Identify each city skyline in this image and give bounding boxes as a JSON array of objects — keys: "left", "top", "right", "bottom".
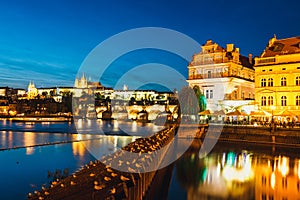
[{"left": 0, "top": 0, "right": 300, "bottom": 89}]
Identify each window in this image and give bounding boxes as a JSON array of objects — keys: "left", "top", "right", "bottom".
[
  {"left": 208, "top": 71, "right": 211, "bottom": 78},
  {"left": 261, "top": 78, "right": 267, "bottom": 87},
  {"left": 268, "top": 78, "right": 273, "bottom": 87},
  {"left": 262, "top": 69, "right": 266, "bottom": 72},
  {"left": 281, "top": 77, "right": 287, "bottom": 86},
  {"left": 268, "top": 96, "right": 274, "bottom": 106},
  {"left": 296, "top": 96, "right": 300, "bottom": 106},
  {"left": 296, "top": 76, "right": 300, "bottom": 86},
  {"left": 281, "top": 96, "right": 287, "bottom": 106},
  {"left": 205, "top": 90, "right": 213, "bottom": 99},
  {"left": 297, "top": 66, "right": 300, "bottom": 69},
  {"left": 282, "top": 68, "right": 286, "bottom": 70},
  {"left": 269, "top": 69, "right": 273, "bottom": 71},
  {"left": 242, "top": 92, "right": 245, "bottom": 99},
  {"left": 261, "top": 194, "right": 266, "bottom": 200},
  {"left": 261, "top": 96, "right": 267, "bottom": 106}
]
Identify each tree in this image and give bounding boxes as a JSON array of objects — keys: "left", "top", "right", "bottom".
[
  {"left": 193, "top": 85, "right": 206, "bottom": 112},
  {"left": 178, "top": 86, "right": 199, "bottom": 116}
]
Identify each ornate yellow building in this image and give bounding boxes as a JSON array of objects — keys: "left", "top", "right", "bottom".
[
  {"left": 254, "top": 36, "right": 300, "bottom": 116},
  {"left": 187, "top": 39, "right": 255, "bottom": 112}
]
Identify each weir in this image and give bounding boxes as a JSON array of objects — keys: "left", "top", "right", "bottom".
[{"left": 28, "top": 124, "right": 204, "bottom": 200}]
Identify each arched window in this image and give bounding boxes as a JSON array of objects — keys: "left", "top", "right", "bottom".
[
  {"left": 281, "top": 96, "right": 287, "bottom": 106},
  {"left": 296, "top": 76, "right": 300, "bottom": 86},
  {"left": 281, "top": 77, "right": 287, "bottom": 86},
  {"left": 261, "top": 96, "right": 267, "bottom": 106},
  {"left": 296, "top": 96, "right": 300, "bottom": 106},
  {"left": 261, "top": 78, "right": 266, "bottom": 87},
  {"left": 268, "top": 96, "right": 273, "bottom": 106},
  {"left": 268, "top": 78, "right": 273, "bottom": 87}
]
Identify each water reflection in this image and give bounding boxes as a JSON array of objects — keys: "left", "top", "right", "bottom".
[{"left": 174, "top": 141, "right": 300, "bottom": 200}]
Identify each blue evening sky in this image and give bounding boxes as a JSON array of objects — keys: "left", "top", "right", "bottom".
[{"left": 0, "top": 0, "right": 299, "bottom": 90}]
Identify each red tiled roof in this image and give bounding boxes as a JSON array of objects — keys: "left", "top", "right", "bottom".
[{"left": 261, "top": 36, "right": 300, "bottom": 57}]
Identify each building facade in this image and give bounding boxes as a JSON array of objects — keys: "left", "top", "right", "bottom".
[
  {"left": 187, "top": 39, "right": 255, "bottom": 112},
  {"left": 254, "top": 36, "right": 300, "bottom": 116}
]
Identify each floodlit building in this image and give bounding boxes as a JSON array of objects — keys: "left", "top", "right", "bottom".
[
  {"left": 27, "top": 81, "right": 38, "bottom": 99},
  {"left": 254, "top": 36, "right": 300, "bottom": 116},
  {"left": 187, "top": 39, "right": 255, "bottom": 112}
]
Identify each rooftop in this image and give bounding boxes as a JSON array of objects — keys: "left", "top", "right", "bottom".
[{"left": 261, "top": 36, "right": 300, "bottom": 58}]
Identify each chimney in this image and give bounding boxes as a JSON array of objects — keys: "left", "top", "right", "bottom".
[
  {"left": 226, "top": 44, "right": 234, "bottom": 52},
  {"left": 248, "top": 54, "right": 253, "bottom": 64}
]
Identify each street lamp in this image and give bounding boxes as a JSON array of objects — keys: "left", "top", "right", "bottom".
[
  {"left": 271, "top": 105, "right": 275, "bottom": 132},
  {"left": 271, "top": 105, "right": 275, "bottom": 121}
]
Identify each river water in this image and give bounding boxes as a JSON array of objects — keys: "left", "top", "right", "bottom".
[{"left": 0, "top": 120, "right": 299, "bottom": 200}]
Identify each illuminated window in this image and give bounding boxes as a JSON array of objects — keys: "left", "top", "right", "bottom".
[
  {"left": 268, "top": 96, "right": 274, "bottom": 106},
  {"left": 296, "top": 96, "right": 300, "bottom": 106},
  {"left": 268, "top": 78, "right": 273, "bottom": 87},
  {"left": 296, "top": 76, "right": 300, "bottom": 86},
  {"left": 281, "top": 77, "right": 287, "bottom": 86},
  {"left": 261, "top": 96, "right": 267, "bottom": 106},
  {"left": 261, "top": 78, "right": 267, "bottom": 87},
  {"left": 281, "top": 96, "right": 287, "bottom": 106}
]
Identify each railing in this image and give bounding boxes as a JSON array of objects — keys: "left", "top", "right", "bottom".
[
  {"left": 255, "top": 54, "right": 300, "bottom": 66},
  {"left": 190, "top": 58, "right": 228, "bottom": 66},
  {"left": 256, "top": 57, "right": 276, "bottom": 65},
  {"left": 189, "top": 73, "right": 254, "bottom": 82}
]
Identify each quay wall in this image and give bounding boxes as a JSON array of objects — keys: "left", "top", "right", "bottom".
[{"left": 203, "top": 125, "right": 300, "bottom": 147}]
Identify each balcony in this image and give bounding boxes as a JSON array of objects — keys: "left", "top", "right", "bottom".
[
  {"left": 189, "top": 58, "right": 229, "bottom": 66},
  {"left": 188, "top": 72, "right": 226, "bottom": 80},
  {"left": 255, "top": 53, "right": 300, "bottom": 66},
  {"left": 188, "top": 72, "right": 254, "bottom": 82}
]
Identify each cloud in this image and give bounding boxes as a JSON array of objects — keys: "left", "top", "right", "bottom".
[{"left": 0, "top": 56, "right": 76, "bottom": 88}]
